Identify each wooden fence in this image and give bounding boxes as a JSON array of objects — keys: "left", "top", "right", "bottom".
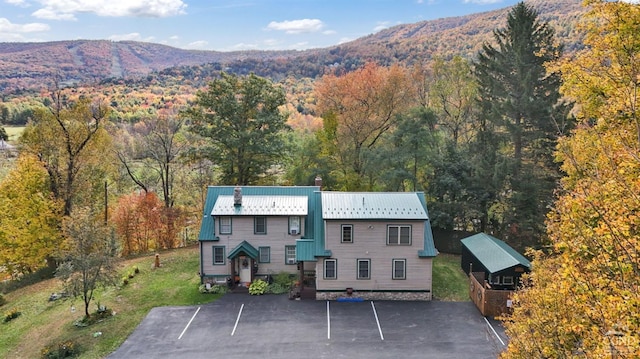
[{"left": 469, "top": 272, "right": 513, "bottom": 317}]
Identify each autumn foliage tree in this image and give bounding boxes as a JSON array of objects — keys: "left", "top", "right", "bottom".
[
  {"left": 113, "top": 191, "right": 181, "bottom": 256},
  {"left": 315, "top": 62, "right": 413, "bottom": 190},
  {"left": 502, "top": 1, "right": 640, "bottom": 357},
  {"left": 0, "top": 154, "right": 63, "bottom": 276}
]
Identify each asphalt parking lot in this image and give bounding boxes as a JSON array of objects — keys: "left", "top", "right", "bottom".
[{"left": 108, "top": 293, "right": 506, "bottom": 359}]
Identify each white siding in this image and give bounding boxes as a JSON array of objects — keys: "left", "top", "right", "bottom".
[
  {"left": 316, "top": 220, "right": 432, "bottom": 292},
  {"left": 201, "top": 216, "right": 304, "bottom": 278}
]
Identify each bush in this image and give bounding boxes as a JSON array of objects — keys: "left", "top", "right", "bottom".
[
  {"left": 265, "top": 283, "right": 288, "bottom": 294},
  {"left": 41, "top": 340, "right": 80, "bottom": 359},
  {"left": 3, "top": 307, "right": 21, "bottom": 323},
  {"left": 248, "top": 279, "right": 268, "bottom": 295},
  {"left": 0, "top": 294, "right": 6, "bottom": 307},
  {"left": 198, "top": 283, "right": 228, "bottom": 294},
  {"left": 273, "top": 272, "right": 295, "bottom": 287}
]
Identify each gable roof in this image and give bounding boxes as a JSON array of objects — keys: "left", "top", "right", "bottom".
[
  {"left": 227, "top": 240, "right": 259, "bottom": 260},
  {"left": 321, "top": 192, "right": 428, "bottom": 220},
  {"left": 461, "top": 233, "right": 531, "bottom": 273},
  {"left": 212, "top": 195, "right": 308, "bottom": 216}
]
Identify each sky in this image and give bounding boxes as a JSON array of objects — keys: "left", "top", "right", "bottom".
[{"left": 0, "top": 0, "right": 550, "bottom": 52}]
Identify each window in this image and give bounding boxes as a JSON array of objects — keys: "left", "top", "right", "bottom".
[
  {"left": 357, "top": 259, "right": 370, "bottom": 279},
  {"left": 490, "top": 275, "right": 500, "bottom": 285},
  {"left": 289, "top": 216, "right": 301, "bottom": 235},
  {"left": 219, "top": 216, "right": 231, "bottom": 234},
  {"left": 212, "top": 246, "right": 225, "bottom": 265},
  {"left": 324, "top": 259, "right": 337, "bottom": 279},
  {"left": 285, "top": 245, "right": 296, "bottom": 265},
  {"left": 392, "top": 259, "right": 406, "bottom": 280},
  {"left": 254, "top": 216, "right": 267, "bottom": 234},
  {"left": 387, "top": 225, "right": 412, "bottom": 245},
  {"left": 502, "top": 276, "right": 514, "bottom": 285},
  {"left": 341, "top": 225, "right": 353, "bottom": 243},
  {"left": 259, "top": 247, "right": 270, "bottom": 263}
]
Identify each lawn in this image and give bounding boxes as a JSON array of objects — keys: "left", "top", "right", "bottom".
[
  {"left": 4, "top": 126, "right": 25, "bottom": 141},
  {"left": 0, "top": 245, "right": 220, "bottom": 359},
  {"left": 432, "top": 253, "right": 470, "bottom": 301},
  {"left": 0, "top": 247, "right": 469, "bottom": 358}
]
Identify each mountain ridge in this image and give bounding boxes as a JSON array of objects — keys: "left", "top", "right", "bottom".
[{"left": 0, "top": 0, "right": 585, "bottom": 94}]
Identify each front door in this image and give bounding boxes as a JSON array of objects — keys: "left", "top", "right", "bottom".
[{"left": 239, "top": 256, "right": 252, "bottom": 285}]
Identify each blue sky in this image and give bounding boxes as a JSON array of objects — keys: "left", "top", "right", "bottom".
[{"left": 1, "top": 0, "right": 532, "bottom": 51}]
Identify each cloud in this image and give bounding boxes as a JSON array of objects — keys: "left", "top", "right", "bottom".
[
  {"left": 6, "top": 0, "right": 29, "bottom": 6},
  {"left": 0, "top": 17, "right": 49, "bottom": 32},
  {"left": 31, "top": 0, "right": 187, "bottom": 20},
  {"left": 185, "top": 40, "right": 208, "bottom": 50},
  {"left": 462, "top": 0, "right": 503, "bottom": 4},
  {"left": 373, "top": 21, "right": 391, "bottom": 32},
  {"left": 266, "top": 19, "right": 324, "bottom": 34},
  {"left": 108, "top": 32, "right": 154, "bottom": 42}
]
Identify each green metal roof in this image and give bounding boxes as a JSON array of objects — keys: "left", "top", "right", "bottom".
[
  {"left": 227, "top": 240, "right": 259, "bottom": 260},
  {"left": 460, "top": 233, "right": 531, "bottom": 273},
  {"left": 321, "top": 192, "right": 428, "bottom": 220},
  {"left": 295, "top": 239, "right": 317, "bottom": 262}
]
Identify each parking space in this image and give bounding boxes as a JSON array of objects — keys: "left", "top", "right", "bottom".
[{"left": 109, "top": 294, "right": 505, "bottom": 359}]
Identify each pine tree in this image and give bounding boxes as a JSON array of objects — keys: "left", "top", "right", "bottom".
[{"left": 473, "top": 2, "right": 571, "bottom": 248}]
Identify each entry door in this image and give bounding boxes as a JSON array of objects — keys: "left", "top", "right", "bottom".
[{"left": 239, "top": 256, "right": 252, "bottom": 285}]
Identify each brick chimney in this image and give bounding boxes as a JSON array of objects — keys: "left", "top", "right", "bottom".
[{"left": 314, "top": 175, "right": 322, "bottom": 189}]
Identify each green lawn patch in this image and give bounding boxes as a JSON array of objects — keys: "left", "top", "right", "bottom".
[
  {"left": 432, "top": 253, "right": 470, "bottom": 301},
  {"left": 0, "top": 246, "right": 219, "bottom": 359}
]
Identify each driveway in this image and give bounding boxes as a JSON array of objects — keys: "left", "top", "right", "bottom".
[{"left": 108, "top": 294, "right": 506, "bottom": 359}]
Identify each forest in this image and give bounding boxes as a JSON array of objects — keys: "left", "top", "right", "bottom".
[{"left": 0, "top": 0, "right": 639, "bottom": 357}]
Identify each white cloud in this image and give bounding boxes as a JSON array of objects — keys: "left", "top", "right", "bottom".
[
  {"left": 0, "top": 17, "right": 49, "bottom": 32},
  {"left": 185, "top": 40, "right": 208, "bottom": 49},
  {"left": 31, "top": 0, "right": 187, "bottom": 20},
  {"left": 462, "top": 0, "right": 503, "bottom": 4},
  {"left": 6, "top": 0, "right": 29, "bottom": 6},
  {"left": 266, "top": 19, "right": 324, "bottom": 34},
  {"left": 373, "top": 21, "right": 391, "bottom": 32},
  {"left": 322, "top": 29, "right": 336, "bottom": 35}
]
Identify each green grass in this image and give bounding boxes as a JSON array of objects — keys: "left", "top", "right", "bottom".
[
  {"left": 432, "top": 253, "right": 470, "bottom": 301},
  {"left": 0, "top": 246, "right": 220, "bottom": 359},
  {"left": 4, "top": 126, "right": 25, "bottom": 141}
]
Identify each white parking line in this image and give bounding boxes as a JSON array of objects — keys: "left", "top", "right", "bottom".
[
  {"left": 178, "top": 306, "right": 200, "bottom": 340},
  {"left": 326, "top": 301, "right": 331, "bottom": 340},
  {"left": 484, "top": 316, "right": 505, "bottom": 346},
  {"left": 370, "top": 301, "right": 384, "bottom": 340},
  {"left": 231, "top": 304, "right": 244, "bottom": 336}
]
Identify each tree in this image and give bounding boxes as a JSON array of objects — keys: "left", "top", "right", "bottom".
[
  {"left": 0, "top": 154, "right": 63, "bottom": 276},
  {"left": 184, "top": 72, "right": 290, "bottom": 185},
  {"left": 502, "top": 1, "right": 640, "bottom": 357},
  {"left": 0, "top": 126, "right": 7, "bottom": 141},
  {"left": 473, "top": 2, "right": 570, "bottom": 247},
  {"left": 315, "top": 62, "right": 413, "bottom": 190},
  {"left": 113, "top": 192, "right": 164, "bottom": 256},
  {"left": 20, "top": 90, "right": 114, "bottom": 216},
  {"left": 56, "top": 208, "right": 118, "bottom": 319}
]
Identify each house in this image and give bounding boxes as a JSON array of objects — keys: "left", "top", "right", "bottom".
[
  {"left": 198, "top": 183, "right": 438, "bottom": 300},
  {"left": 460, "top": 233, "right": 531, "bottom": 290}
]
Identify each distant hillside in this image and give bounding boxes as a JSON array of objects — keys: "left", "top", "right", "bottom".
[{"left": 0, "top": 0, "right": 585, "bottom": 94}]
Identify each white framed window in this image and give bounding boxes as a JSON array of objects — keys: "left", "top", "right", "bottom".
[
  {"left": 285, "top": 245, "right": 296, "bottom": 265},
  {"left": 254, "top": 216, "right": 267, "bottom": 234},
  {"left": 259, "top": 247, "right": 270, "bottom": 263},
  {"left": 212, "top": 246, "right": 225, "bottom": 265},
  {"left": 392, "top": 259, "right": 406, "bottom": 280},
  {"left": 219, "top": 216, "right": 231, "bottom": 234},
  {"left": 357, "top": 259, "right": 370, "bottom": 280},
  {"left": 490, "top": 275, "right": 500, "bottom": 285},
  {"left": 289, "top": 216, "right": 301, "bottom": 235},
  {"left": 502, "top": 276, "right": 514, "bottom": 285},
  {"left": 341, "top": 224, "right": 353, "bottom": 243},
  {"left": 324, "top": 259, "right": 337, "bottom": 279},
  {"left": 387, "top": 225, "right": 412, "bottom": 245}
]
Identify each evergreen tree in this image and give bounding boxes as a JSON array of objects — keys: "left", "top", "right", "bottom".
[
  {"left": 473, "top": 2, "right": 571, "bottom": 248},
  {"left": 184, "top": 72, "right": 290, "bottom": 185}
]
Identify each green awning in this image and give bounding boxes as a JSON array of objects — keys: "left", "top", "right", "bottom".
[{"left": 227, "top": 240, "right": 259, "bottom": 260}]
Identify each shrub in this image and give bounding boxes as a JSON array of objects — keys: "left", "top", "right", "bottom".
[
  {"left": 3, "top": 307, "right": 21, "bottom": 323},
  {"left": 0, "top": 294, "right": 6, "bottom": 307},
  {"left": 265, "top": 283, "right": 288, "bottom": 294},
  {"left": 273, "top": 272, "right": 295, "bottom": 287},
  {"left": 248, "top": 279, "right": 268, "bottom": 295},
  {"left": 198, "top": 283, "right": 228, "bottom": 294},
  {"left": 41, "top": 340, "right": 80, "bottom": 359}
]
